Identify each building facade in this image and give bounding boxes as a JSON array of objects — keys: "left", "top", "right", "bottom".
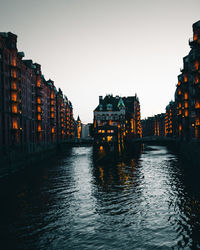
[
  {"left": 174, "top": 20, "right": 200, "bottom": 141},
  {"left": 0, "top": 32, "right": 75, "bottom": 154},
  {"left": 93, "top": 94, "right": 142, "bottom": 154}
]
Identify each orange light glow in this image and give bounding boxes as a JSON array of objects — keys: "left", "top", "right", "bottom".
[
  {"left": 179, "top": 109, "right": 182, "bottom": 115},
  {"left": 178, "top": 90, "right": 181, "bottom": 95},
  {"left": 51, "top": 127, "right": 55, "bottom": 133},
  {"left": 184, "top": 75, "right": 188, "bottom": 82},
  {"left": 37, "top": 114, "right": 41, "bottom": 121},
  {"left": 37, "top": 97, "right": 41, "bottom": 104},
  {"left": 11, "top": 57, "right": 16, "bottom": 66},
  {"left": 51, "top": 100, "right": 54, "bottom": 105},
  {"left": 194, "top": 32, "right": 198, "bottom": 41},
  {"left": 107, "top": 136, "right": 112, "bottom": 142},
  {"left": 12, "top": 93, "right": 17, "bottom": 102},
  {"left": 184, "top": 92, "right": 188, "bottom": 100},
  {"left": 11, "top": 69, "right": 17, "bottom": 78},
  {"left": 38, "top": 124, "right": 41, "bottom": 132},
  {"left": 51, "top": 107, "right": 54, "bottom": 112},
  {"left": 12, "top": 104, "right": 17, "bottom": 113},
  {"left": 51, "top": 113, "right": 54, "bottom": 118},
  {"left": 179, "top": 124, "right": 182, "bottom": 137},
  {"left": 195, "top": 76, "right": 199, "bottom": 84},
  {"left": 195, "top": 61, "right": 199, "bottom": 70},
  {"left": 11, "top": 82, "right": 17, "bottom": 90},
  {"left": 185, "top": 102, "right": 188, "bottom": 108},
  {"left": 195, "top": 100, "right": 200, "bottom": 109},
  {"left": 100, "top": 146, "right": 103, "bottom": 151},
  {"left": 62, "top": 130, "right": 64, "bottom": 135},
  {"left": 185, "top": 110, "right": 188, "bottom": 117},
  {"left": 37, "top": 106, "right": 41, "bottom": 112},
  {"left": 37, "top": 80, "right": 41, "bottom": 87},
  {"left": 179, "top": 103, "right": 181, "bottom": 108},
  {"left": 12, "top": 119, "right": 18, "bottom": 129},
  {"left": 178, "top": 81, "right": 181, "bottom": 86},
  {"left": 50, "top": 92, "right": 54, "bottom": 99}
]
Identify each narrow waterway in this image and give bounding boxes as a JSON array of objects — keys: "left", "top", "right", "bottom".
[{"left": 0, "top": 145, "right": 200, "bottom": 249}]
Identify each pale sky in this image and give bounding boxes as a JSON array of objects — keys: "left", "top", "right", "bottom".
[{"left": 0, "top": 0, "right": 200, "bottom": 123}]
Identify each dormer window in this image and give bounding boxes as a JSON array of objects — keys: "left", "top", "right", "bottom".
[
  {"left": 99, "top": 104, "right": 103, "bottom": 111},
  {"left": 107, "top": 104, "right": 112, "bottom": 111}
]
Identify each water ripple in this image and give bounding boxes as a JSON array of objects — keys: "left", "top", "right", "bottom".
[{"left": 0, "top": 146, "right": 200, "bottom": 249}]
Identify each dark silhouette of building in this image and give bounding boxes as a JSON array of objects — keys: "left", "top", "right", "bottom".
[{"left": 0, "top": 32, "right": 75, "bottom": 155}]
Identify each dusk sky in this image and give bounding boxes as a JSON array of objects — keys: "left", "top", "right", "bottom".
[{"left": 0, "top": 0, "right": 200, "bottom": 123}]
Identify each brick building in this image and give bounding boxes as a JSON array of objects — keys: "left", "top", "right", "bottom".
[
  {"left": 0, "top": 32, "right": 75, "bottom": 154},
  {"left": 174, "top": 20, "right": 200, "bottom": 141}
]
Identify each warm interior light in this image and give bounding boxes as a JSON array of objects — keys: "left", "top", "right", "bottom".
[
  {"left": 184, "top": 75, "right": 188, "bottom": 82},
  {"left": 12, "top": 92, "right": 17, "bottom": 101},
  {"left": 195, "top": 61, "right": 199, "bottom": 70},
  {"left": 195, "top": 100, "right": 200, "bottom": 109},
  {"left": 12, "top": 104, "right": 17, "bottom": 113},
  {"left": 107, "top": 136, "right": 112, "bottom": 142},
  {"left": 37, "top": 80, "right": 40, "bottom": 87},
  {"left": 38, "top": 124, "right": 41, "bottom": 132},
  {"left": 185, "top": 102, "right": 188, "bottom": 108},
  {"left": 12, "top": 119, "right": 18, "bottom": 129},
  {"left": 194, "top": 32, "right": 198, "bottom": 41},
  {"left": 12, "top": 81, "right": 17, "bottom": 90},
  {"left": 11, "top": 69, "right": 17, "bottom": 78},
  {"left": 37, "top": 106, "right": 41, "bottom": 112},
  {"left": 11, "top": 57, "right": 16, "bottom": 66},
  {"left": 184, "top": 92, "right": 188, "bottom": 100}
]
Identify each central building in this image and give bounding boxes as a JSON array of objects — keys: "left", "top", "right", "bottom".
[{"left": 93, "top": 94, "right": 142, "bottom": 159}]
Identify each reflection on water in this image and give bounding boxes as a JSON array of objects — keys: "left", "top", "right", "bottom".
[{"left": 0, "top": 145, "right": 200, "bottom": 249}]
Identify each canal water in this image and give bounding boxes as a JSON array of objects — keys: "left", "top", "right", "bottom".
[{"left": 0, "top": 145, "right": 200, "bottom": 249}]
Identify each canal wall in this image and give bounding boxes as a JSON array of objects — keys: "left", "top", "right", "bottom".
[
  {"left": 0, "top": 139, "right": 94, "bottom": 179},
  {"left": 0, "top": 142, "right": 73, "bottom": 178}
]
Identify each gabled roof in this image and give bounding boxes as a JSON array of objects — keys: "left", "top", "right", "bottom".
[{"left": 94, "top": 94, "right": 138, "bottom": 112}]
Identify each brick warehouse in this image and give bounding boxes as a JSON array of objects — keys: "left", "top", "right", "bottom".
[{"left": 0, "top": 32, "right": 75, "bottom": 153}]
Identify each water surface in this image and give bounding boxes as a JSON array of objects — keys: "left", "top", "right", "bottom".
[{"left": 0, "top": 145, "right": 200, "bottom": 249}]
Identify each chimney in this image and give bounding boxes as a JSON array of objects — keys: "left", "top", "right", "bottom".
[{"left": 99, "top": 96, "right": 103, "bottom": 104}]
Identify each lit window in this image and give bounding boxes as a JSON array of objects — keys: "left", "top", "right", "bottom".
[
  {"left": 12, "top": 82, "right": 17, "bottom": 90},
  {"left": 12, "top": 104, "right": 17, "bottom": 113},
  {"left": 184, "top": 92, "right": 188, "bottom": 100},
  {"left": 12, "top": 93, "right": 17, "bottom": 102},
  {"left": 12, "top": 119, "right": 18, "bottom": 129},
  {"left": 38, "top": 124, "right": 41, "bottom": 132},
  {"left": 37, "top": 106, "right": 41, "bottom": 112},
  {"left": 184, "top": 75, "right": 188, "bottom": 82},
  {"left": 195, "top": 61, "right": 199, "bottom": 70},
  {"left": 37, "top": 80, "right": 40, "bottom": 87}
]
